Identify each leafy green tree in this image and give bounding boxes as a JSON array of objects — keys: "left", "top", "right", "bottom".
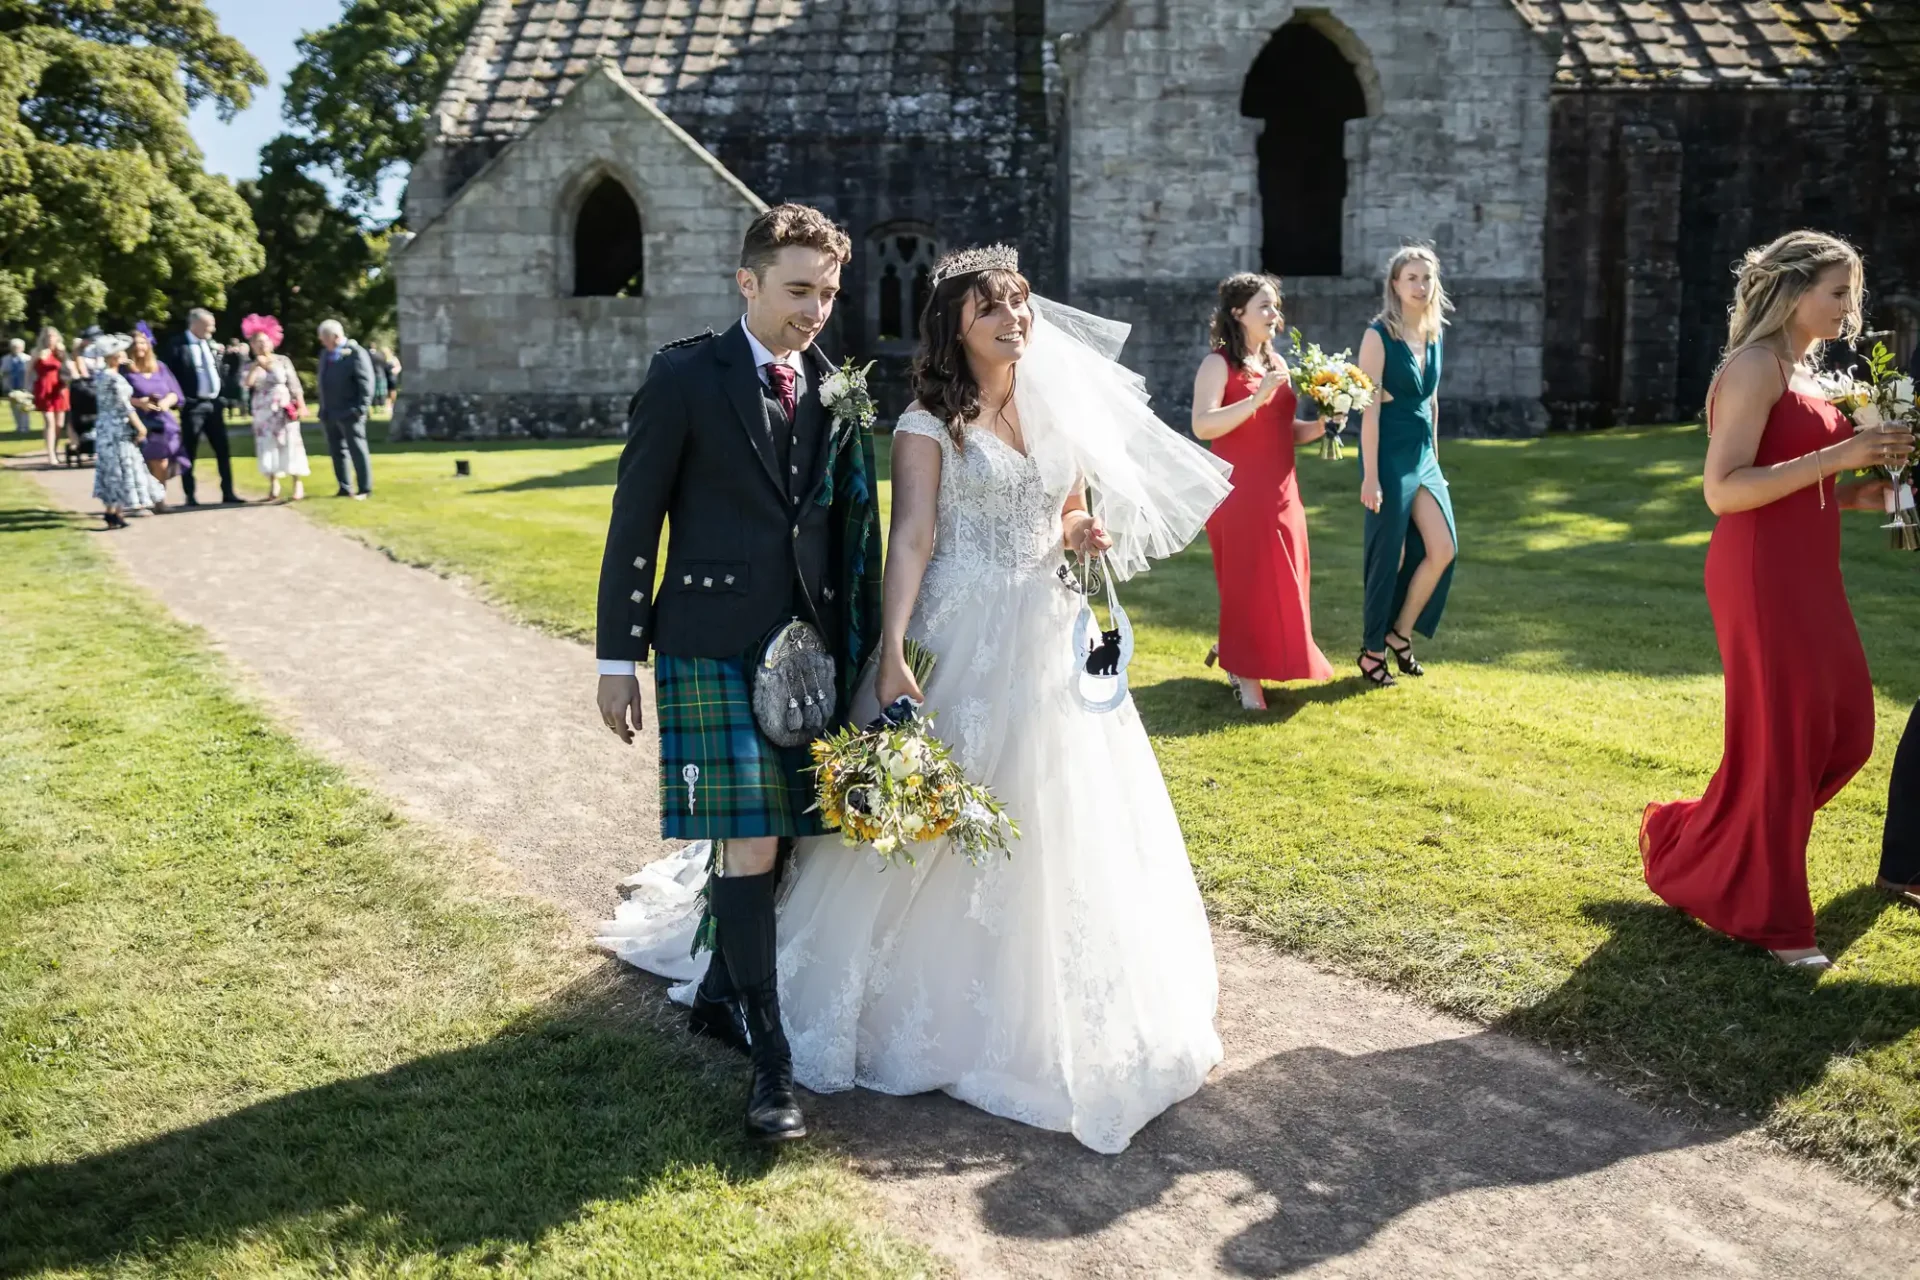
[
  {"left": 0, "top": 0, "right": 267, "bottom": 327},
  {"left": 280, "top": 0, "right": 481, "bottom": 217},
  {"left": 222, "top": 136, "right": 394, "bottom": 367}
]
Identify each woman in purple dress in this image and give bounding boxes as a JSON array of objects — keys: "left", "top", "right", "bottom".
[{"left": 125, "top": 324, "right": 188, "bottom": 505}]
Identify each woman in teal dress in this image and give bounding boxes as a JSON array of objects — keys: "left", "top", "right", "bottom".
[{"left": 1356, "top": 245, "right": 1456, "bottom": 687}]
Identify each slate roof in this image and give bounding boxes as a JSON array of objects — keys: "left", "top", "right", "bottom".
[
  {"left": 1519, "top": 0, "right": 1920, "bottom": 88},
  {"left": 434, "top": 0, "right": 1037, "bottom": 144},
  {"left": 431, "top": 0, "right": 1920, "bottom": 147}
]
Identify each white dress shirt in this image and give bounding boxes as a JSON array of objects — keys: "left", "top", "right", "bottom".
[{"left": 598, "top": 319, "right": 803, "bottom": 678}]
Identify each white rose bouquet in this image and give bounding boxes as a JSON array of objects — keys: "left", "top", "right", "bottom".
[
  {"left": 1287, "top": 328, "right": 1376, "bottom": 461},
  {"left": 7, "top": 389, "right": 31, "bottom": 412},
  {"left": 807, "top": 639, "right": 1019, "bottom": 867},
  {"left": 1818, "top": 342, "right": 1919, "bottom": 550}
]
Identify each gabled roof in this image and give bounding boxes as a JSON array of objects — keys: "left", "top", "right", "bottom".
[
  {"left": 1519, "top": 0, "right": 1920, "bottom": 88},
  {"left": 432, "top": 0, "right": 1036, "bottom": 145}
]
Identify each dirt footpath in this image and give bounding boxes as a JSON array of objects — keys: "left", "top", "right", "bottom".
[{"left": 28, "top": 460, "right": 1915, "bottom": 1279}]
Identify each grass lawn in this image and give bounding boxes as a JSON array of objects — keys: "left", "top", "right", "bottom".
[
  {"left": 246, "top": 421, "right": 1920, "bottom": 1197},
  {"left": 0, "top": 465, "right": 928, "bottom": 1275}
]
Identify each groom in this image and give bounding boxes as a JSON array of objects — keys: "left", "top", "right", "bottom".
[{"left": 594, "top": 204, "right": 883, "bottom": 1142}]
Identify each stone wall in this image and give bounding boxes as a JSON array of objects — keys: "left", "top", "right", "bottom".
[
  {"left": 1545, "top": 88, "right": 1920, "bottom": 428},
  {"left": 1056, "top": 0, "right": 1555, "bottom": 436},
  {"left": 392, "top": 66, "right": 765, "bottom": 439}
]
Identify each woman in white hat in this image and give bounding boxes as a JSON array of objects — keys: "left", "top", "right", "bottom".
[{"left": 89, "top": 334, "right": 167, "bottom": 528}]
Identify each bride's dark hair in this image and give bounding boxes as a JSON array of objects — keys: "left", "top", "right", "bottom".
[{"left": 909, "top": 267, "right": 1031, "bottom": 448}]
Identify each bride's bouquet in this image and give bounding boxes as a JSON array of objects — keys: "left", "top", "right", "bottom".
[
  {"left": 808, "top": 639, "right": 1019, "bottom": 867},
  {"left": 1287, "top": 329, "right": 1375, "bottom": 461},
  {"left": 1816, "top": 342, "right": 1919, "bottom": 550}
]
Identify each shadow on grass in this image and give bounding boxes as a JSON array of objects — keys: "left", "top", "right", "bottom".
[
  {"left": 0, "top": 506, "right": 79, "bottom": 534},
  {"left": 1133, "top": 676, "right": 1377, "bottom": 737},
  {"left": 1500, "top": 899, "right": 1920, "bottom": 1128},
  {"left": 0, "top": 969, "right": 779, "bottom": 1275},
  {"left": 478, "top": 455, "right": 621, "bottom": 494}
]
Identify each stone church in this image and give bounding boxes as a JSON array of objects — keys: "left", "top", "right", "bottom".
[{"left": 392, "top": 0, "right": 1919, "bottom": 439}]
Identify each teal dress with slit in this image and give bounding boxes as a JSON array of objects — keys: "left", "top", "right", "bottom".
[{"left": 1361, "top": 321, "right": 1455, "bottom": 652}]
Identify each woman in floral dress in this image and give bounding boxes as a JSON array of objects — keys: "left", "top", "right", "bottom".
[
  {"left": 89, "top": 336, "right": 167, "bottom": 529},
  {"left": 240, "top": 314, "right": 309, "bottom": 501}
]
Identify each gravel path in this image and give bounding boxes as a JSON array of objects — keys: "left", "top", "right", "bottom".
[{"left": 27, "top": 460, "right": 1915, "bottom": 1279}]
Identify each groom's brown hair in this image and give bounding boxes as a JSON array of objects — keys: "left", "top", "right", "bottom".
[{"left": 739, "top": 204, "right": 852, "bottom": 279}]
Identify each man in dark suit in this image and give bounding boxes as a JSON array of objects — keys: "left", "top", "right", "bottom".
[
  {"left": 164, "top": 308, "right": 241, "bottom": 505},
  {"left": 316, "top": 319, "right": 375, "bottom": 498},
  {"left": 594, "top": 204, "right": 883, "bottom": 1143}
]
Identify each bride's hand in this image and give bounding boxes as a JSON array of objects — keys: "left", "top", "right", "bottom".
[
  {"left": 875, "top": 648, "right": 925, "bottom": 710},
  {"left": 1066, "top": 512, "right": 1112, "bottom": 555}
]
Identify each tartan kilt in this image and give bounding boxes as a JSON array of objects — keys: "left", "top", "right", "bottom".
[{"left": 653, "top": 652, "right": 827, "bottom": 841}]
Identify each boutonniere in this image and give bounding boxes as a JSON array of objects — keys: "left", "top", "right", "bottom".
[{"left": 820, "top": 358, "right": 877, "bottom": 439}]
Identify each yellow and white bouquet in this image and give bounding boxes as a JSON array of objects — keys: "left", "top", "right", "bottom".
[
  {"left": 6, "top": 389, "right": 31, "bottom": 412},
  {"left": 1288, "top": 328, "right": 1376, "bottom": 461},
  {"left": 1817, "top": 343, "right": 1919, "bottom": 550},
  {"left": 808, "top": 639, "right": 1018, "bottom": 867}
]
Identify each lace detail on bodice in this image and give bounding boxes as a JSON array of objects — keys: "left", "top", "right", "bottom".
[{"left": 893, "top": 407, "right": 1071, "bottom": 639}]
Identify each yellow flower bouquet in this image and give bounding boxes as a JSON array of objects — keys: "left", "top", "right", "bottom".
[
  {"left": 1288, "top": 328, "right": 1376, "bottom": 461},
  {"left": 808, "top": 640, "right": 1018, "bottom": 867}
]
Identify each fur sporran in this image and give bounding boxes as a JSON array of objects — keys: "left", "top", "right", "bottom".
[{"left": 752, "top": 618, "right": 839, "bottom": 748}]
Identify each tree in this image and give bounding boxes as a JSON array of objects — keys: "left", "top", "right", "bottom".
[
  {"left": 222, "top": 136, "right": 394, "bottom": 362},
  {"left": 280, "top": 0, "right": 481, "bottom": 218},
  {"left": 0, "top": 0, "right": 268, "bottom": 327}
]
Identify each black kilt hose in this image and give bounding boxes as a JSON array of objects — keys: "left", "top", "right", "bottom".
[{"left": 595, "top": 321, "right": 885, "bottom": 842}]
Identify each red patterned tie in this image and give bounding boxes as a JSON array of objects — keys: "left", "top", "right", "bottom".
[{"left": 765, "top": 361, "right": 796, "bottom": 423}]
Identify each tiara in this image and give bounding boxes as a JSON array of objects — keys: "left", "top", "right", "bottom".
[{"left": 930, "top": 244, "right": 1020, "bottom": 288}]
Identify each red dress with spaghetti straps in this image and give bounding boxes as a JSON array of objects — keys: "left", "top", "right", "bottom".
[
  {"left": 1640, "top": 379, "right": 1874, "bottom": 951},
  {"left": 1204, "top": 360, "right": 1333, "bottom": 682}
]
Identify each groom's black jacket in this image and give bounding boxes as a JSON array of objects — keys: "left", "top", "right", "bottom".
[{"left": 596, "top": 320, "right": 837, "bottom": 664}]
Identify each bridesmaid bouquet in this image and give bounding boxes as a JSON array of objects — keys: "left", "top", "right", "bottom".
[
  {"left": 808, "top": 639, "right": 1019, "bottom": 867},
  {"left": 1817, "top": 343, "right": 1919, "bottom": 550},
  {"left": 1288, "top": 329, "right": 1376, "bottom": 461}
]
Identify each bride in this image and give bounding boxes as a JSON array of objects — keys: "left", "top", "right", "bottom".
[{"left": 600, "top": 245, "right": 1232, "bottom": 1154}]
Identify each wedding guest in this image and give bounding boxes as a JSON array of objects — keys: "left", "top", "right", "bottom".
[
  {"left": 370, "top": 346, "right": 389, "bottom": 406},
  {"left": 241, "top": 315, "right": 310, "bottom": 502},
  {"left": 163, "top": 308, "right": 241, "bottom": 505},
  {"left": 125, "top": 324, "right": 188, "bottom": 506},
  {"left": 1880, "top": 701, "right": 1920, "bottom": 909},
  {"left": 89, "top": 335, "right": 167, "bottom": 528},
  {"left": 67, "top": 326, "right": 102, "bottom": 452},
  {"left": 221, "top": 339, "right": 247, "bottom": 417},
  {"left": 316, "top": 318, "right": 375, "bottom": 499},
  {"left": 3, "top": 338, "right": 30, "bottom": 434},
  {"left": 1192, "top": 273, "right": 1332, "bottom": 709},
  {"left": 30, "top": 327, "right": 70, "bottom": 465},
  {"left": 384, "top": 349, "right": 402, "bottom": 409},
  {"left": 1641, "top": 231, "right": 1912, "bottom": 969},
  {"left": 1355, "top": 245, "right": 1456, "bottom": 688}
]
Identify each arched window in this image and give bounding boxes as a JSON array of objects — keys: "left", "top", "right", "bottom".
[
  {"left": 870, "top": 224, "right": 939, "bottom": 350},
  {"left": 572, "top": 176, "right": 644, "bottom": 298},
  {"left": 1241, "top": 20, "right": 1371, "bottom": 277}
]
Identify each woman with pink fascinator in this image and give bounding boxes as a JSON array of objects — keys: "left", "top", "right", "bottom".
[{"left": 240, "top": 314, "right": 310, "bottom": 501}]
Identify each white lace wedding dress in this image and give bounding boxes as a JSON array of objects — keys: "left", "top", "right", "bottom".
[{"left": 599, "top": 405, "right": 1223, "bottom": 1154}]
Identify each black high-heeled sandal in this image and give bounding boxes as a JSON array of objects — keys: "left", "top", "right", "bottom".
[
  {"left": 1358, "top": 651, "right": 1396, "bottom": 688},
  {"left": 1384, "top": 629, "right": 1425, "bottom": 677}
]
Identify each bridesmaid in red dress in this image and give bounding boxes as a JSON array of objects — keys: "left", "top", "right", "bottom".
[
  {"left": 1191, "top": 273, "right": 1333, "bottom": 710},
  {"left": 1642, "top": 232, "right": 1912, "bottom": 969}
]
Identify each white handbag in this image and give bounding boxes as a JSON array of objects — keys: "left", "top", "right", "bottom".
[{"left": 1067, "top": 552, "right": 1134, "bottom": 714}]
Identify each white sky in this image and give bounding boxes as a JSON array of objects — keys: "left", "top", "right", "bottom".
[{"left": 187, "top": 0, "right": 404, "bottom": 222}]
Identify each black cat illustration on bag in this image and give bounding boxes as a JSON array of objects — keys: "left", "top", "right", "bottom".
[{"left": 1085, "top": 628, "right": 1122, "bottom": 676}]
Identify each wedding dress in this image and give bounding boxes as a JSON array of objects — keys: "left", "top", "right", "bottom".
[{"left": 600, "top": 312, "right": 1227, "bottom": 1155}]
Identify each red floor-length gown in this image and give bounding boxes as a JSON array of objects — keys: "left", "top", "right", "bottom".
[
  {"left": 1641, "top": 385, "right": 1874, "bottom": 951},
  {"left": 1204, "top": 361, "right": 1334, "bottom": 683}
]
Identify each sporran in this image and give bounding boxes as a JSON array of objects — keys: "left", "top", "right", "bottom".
[{"left": 753, "top": 618, "right": 839, "bottom": 747}]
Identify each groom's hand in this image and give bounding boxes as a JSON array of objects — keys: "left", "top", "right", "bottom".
[{"left": 598, "top": 674, "right": 645, "bottom": 743}]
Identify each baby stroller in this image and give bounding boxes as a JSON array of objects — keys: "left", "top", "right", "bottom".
[{"left": 62, "top": 376, "right": 97, "bottom": 467}]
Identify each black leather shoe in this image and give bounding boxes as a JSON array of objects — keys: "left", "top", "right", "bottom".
[
  {"left": 744, "top": 1055, "right": 806, "bottom": 1142},
  {"left": 688, "top": 991, "right": 750, "bottom": 1057}
]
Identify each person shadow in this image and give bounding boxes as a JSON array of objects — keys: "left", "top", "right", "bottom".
[
  {"left": 815, "top": 894, "right": 1920, "bottom": 1277},
  {"left": 0, "top": 970, "right": 779, "bottom": 1275}
]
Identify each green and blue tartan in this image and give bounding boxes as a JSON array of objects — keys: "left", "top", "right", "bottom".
[{"left": 653, "top": 652, "right": 827, "bottom": 841}]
